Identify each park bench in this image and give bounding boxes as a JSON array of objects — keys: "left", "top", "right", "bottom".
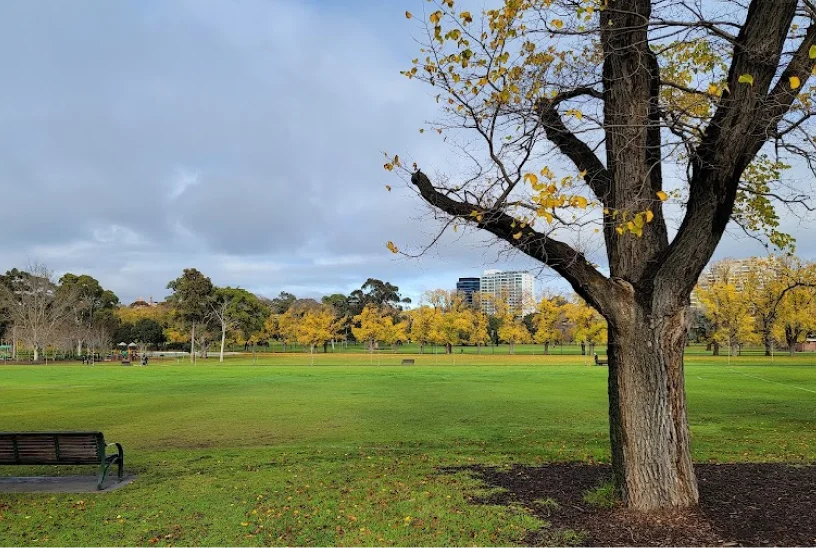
[
  {"left": 594, "top": 353, "right": 608, "bottom": 366},
  {"left": 401, "top": 359, "right": 415, "bottom": 365},
  {"left": 0, "top": 432, "right": 124, "bottom": 490}
]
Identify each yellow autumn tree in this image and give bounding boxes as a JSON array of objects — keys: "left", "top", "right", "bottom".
[
  {"left": 696, "top": 267, "right": 759, "bottom": 355},
  {"left": 258, "top": 314, "right": 277, "bottom": 348},
  {"left": 493, "top": 292, "right": 532, "bottom": 354},
  {"left": 532, "top": 295, "right": 565, "bottom": 354},
  {"left": 380, "top": 314, "right": 410, "bottom": 352},
  {"left": 297, "top": 307, "right": 342, "bottom": 358},
  {"left": 114, "top": 303, "right": 171, "bottom": 325},
  {"left": 564, "top": 299, "right": 607, "bottom": 357},
  {"left": 408, "top": 306, "right": 436, "bottom": 353},
  {"left": 426, "top": 290, "right": 472, "bottom": 353},
  {"left": 275, "top": 309, "right": 299, "bottom": 352},
  {"left": 352, "top": 304, "right": 389, "bottom": 352},
  {"left": 740, "top": 256, "right": 816, "bottom": 356},
  {"left": 464, "top": 308, "right": 491, "bottom": 353},
  {"left": 774, "top": 285, "right": 816, "bottom": 355}
]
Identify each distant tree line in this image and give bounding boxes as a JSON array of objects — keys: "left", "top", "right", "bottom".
[
  {"left": 3, "top": 257, "right": 812, "bottom": 362},
  {"left": 691, "top": 256, "right": 816, "bottom": 356}
]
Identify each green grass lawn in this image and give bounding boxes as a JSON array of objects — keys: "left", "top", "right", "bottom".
[{"left": 1, "top": 357, "right": 815, "bottom": 546}]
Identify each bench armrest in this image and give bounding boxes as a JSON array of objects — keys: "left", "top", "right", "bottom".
[
  {"left": 105, "top": 442, "right": 124, "bottom": 456},
  {"left": 105, "top": 442, "right": 123, "bottom": 461}
]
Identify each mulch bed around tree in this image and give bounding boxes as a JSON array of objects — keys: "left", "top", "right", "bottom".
[{"left": 445, "top": 463, "right": 816, "bottom": 546}]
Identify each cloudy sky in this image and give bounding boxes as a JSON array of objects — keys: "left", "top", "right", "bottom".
[{"left": 1, "top": 0, "right": 813, "bottom": 305}]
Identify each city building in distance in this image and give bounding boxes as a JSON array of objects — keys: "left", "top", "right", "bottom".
[
  {"left": 479, "top": 270, "right": 535, "bottom": 316},
  {"left": 455, "top": 277, "right": 481, "bottom": 306}
]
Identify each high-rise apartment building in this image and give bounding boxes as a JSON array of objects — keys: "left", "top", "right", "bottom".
[
  {"left": 479, "top": 270, "right": 535, "bottom": 316},
  {"left": 455, "top": 277, "right": 481, "bottom": 306}
]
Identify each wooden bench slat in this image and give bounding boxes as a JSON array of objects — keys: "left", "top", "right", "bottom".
[{"left": 0, "top": 432, "right": 103, "bottom": 464}]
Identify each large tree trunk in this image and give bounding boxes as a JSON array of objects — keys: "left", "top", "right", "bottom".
[
  {"left": 712, "top": 341, "right": 720, "bottom": 356},
  {"left": 608, "top": 303, "right": 698, "bottom": 511},
  {"left": 76, "top": 339, "right": 83, "bottom": 357},
  {"left": 786, "top": 327, "right": 798, "bottom": 356},
  {"left": 544, "top": 342, "right": 550, "bottom": 355},
  {"left": 33, "top": 346, "right": 39, "bottom": 362},
  {"left": 787, "top": 336, "right": 797, "bottom": 356}
]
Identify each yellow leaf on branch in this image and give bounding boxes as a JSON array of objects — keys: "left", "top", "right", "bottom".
[
  {"left": 790, "top": 75, "right": 801, "bottom": 89},
  {"left": 656, "top": 190, "right": 668, "bottom": 201},
  {"left": 386, "top": 241, "right": 399, "bottom": 254},
  {"left": 738, "top": 73, "right": 754, "bottom": 86}
]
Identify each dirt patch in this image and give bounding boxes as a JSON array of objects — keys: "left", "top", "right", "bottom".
[{"left": 444, "top": 463, "right": 816, "bottom": 546}]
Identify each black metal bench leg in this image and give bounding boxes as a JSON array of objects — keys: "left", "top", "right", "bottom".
[{"left": 97, "top": 462, "right": 110, "bottom": 490}]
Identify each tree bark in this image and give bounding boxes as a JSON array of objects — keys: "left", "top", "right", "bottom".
[
  {"left": 785, "top": 327, "right": 799, "bottom": 356},
  {"left": 712, "top": 341, "right": 720, "bottom": 356},
  {"left": 544, "top": 342, "right": 550, "bottom": 355},
  {"left": 608, "top": 302, "right": 698, "bottom": 510}
]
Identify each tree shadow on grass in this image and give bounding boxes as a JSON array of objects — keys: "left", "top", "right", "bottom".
[{"left": 439, "top": 462, "right": 816, "bottom": 546}]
